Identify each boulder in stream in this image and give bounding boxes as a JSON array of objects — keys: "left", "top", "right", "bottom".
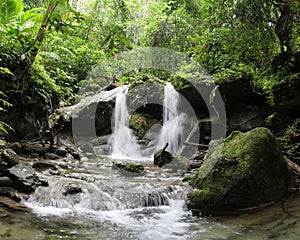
[
  {"left": 62, "top": 183, "right": 82, "bottom": 196},
  {"left": 4, "top": 163, "right": 48, "bottom": 193},
  {"left": 112, "top": 162, "right": 145, "bottom": 175},
  {"left": 188, "top": 127, "right": 290, "bottom": 214},
  {"left": 154, "top": 146, "right": 190, "bottom": 172}
]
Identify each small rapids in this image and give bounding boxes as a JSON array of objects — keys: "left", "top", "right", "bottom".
[
  {"left": 5, "top": 83, "right": 299, "bottom": 240},
  {"left": 21, "top": 156, "right": 194, "bottom": 240},
  {"left": 18, "top": 156, "right": 300, "bottom": 240}
]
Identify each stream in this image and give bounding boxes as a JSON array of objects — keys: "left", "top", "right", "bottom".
[
  {"left": 1, "top": 84, "right": 299, "bottom": 239},
  {"left": 0, "top": 154, "right": 299, "bottom": 240}
]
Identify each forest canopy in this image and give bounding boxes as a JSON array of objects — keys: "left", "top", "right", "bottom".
[{"left": 0, "top": 0, "right": 299, "bottom": 112}]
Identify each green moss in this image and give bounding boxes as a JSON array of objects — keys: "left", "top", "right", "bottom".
[
  {"left": 188, "top": 127, "right": 290, "bottom": 212},
  {"left": 112, "top": 162, "right": 144, "bottom": 174},
  {"left": 278, "top": 118, "right": 300, "bottom": 154},
  {"left": 129, "top": 113, "right": 159, "bottom": 140}
]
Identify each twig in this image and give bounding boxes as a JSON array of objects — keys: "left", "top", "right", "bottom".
[{"left": 284, "top": 155, "right": 300, "bottom": 175}]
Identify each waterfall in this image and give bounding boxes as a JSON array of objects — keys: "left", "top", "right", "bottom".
[
  {"left": 109, "top": 86, "right": 142, "bottom": 158},
  {"left": 109, "top": 82, "right": 184, "bottom": 159},
  {"left": 158, "top": 82, "right": 183, "bottom": 153}
]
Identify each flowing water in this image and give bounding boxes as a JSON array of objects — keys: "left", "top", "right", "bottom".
[
  {"left": 109, "top": 83, "right": 186, "bottom": 159},
  {"left": 0, "top": 156, "right": 299, "bottom": 240},
  {"left": 1, "top": 83, "right": 299, "bottom": 239},
  {"left": 109, "top": 86, "right": 142, "bottom": 159},
  {"left": 159, "top": 82, "right": 184, "bottom": 153}
]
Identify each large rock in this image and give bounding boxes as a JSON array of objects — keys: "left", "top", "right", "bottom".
[
  {"left": 188, "top": 127, "right": 290, "bottom": 213},
  {"left": 4, "top": 163, "right": 48, "bottom": 193},
  {"left": 154, "top": 146, "right": 190, "bottom": 172},
  {"left": 21, "top": 142, "right": 51, "bottom": 156},
  {"left": 129, "top": 113, "right": 160, "bottom": 141},
  {"left": 227, "top": 104, "right": 264, "bottom": 132},
  {"left": 0, "top": 148, "right": 19, "bottom": 171}
]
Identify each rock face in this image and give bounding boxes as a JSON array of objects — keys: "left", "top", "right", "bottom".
[
  {"left": 4, "top": 163, "right": 48, "bottom": 193},
  {"left": 227, "top": 104, "right": 264, "bottom": 132},
  {"left": 188, "top": 127, "right": 290, "bottom": 213}
]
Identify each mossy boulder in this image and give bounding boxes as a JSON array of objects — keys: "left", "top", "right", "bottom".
[
  {"left": 188, "top": 127, "right": 290, "bottom": 214},
  {"left": 0, "top": 148, "right": 19, "bottom": 171},
  {"left": 112, "top": 162, "right": 144, "bottom": 175},
  {"left": 129, "top": 113, "right": 160, "bottom": 141}
]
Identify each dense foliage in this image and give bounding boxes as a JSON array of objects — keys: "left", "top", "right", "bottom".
[{"left": 0, "top": 0, "right": 299, "bottom": 133}]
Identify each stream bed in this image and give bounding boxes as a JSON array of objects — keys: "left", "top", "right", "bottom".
[{"left": 0, "top": 155, "right": 299, "bottom": 240}]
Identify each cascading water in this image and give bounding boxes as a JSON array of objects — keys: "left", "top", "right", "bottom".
[
  {"left": 109, "top": 82, "right": 184, "bottom": 159},
  {"left": 158, "top": 82, "right": 183, "bottom": 153},
  {"left": 14, "top": 83, "right": 300, "bottom": 240},
  {"left": 109, "top": 86, "right": 142, "bottom": 159},
  {"left": 21, "top": 156, "right": 192, "bottom": 239}
]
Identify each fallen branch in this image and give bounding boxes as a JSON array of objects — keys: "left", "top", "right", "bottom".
[
  {"left": 283, "top": 151, "right": 300, "bottom": 160},
  {"left": 284, "top": 155, "right": 300, "bottom": 175},
  {"left": 184, "top": 142, "right": 208, "bottom": 148}
]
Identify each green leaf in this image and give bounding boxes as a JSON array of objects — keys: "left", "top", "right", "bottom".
[
  {"left": 19, "top": 7, "right": 45, "bottom": 25},
  {"left": 0, "top": 67, "right": 13, "bottom": 75},
  {"left": 0, "top": 0, "right": 24, "bottom": 24}
]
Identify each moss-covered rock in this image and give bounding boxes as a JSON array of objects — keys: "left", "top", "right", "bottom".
[
  {"left": 188, "top": 127, "right": 290, "bottom": 213},
  {"left": 129, "top": 113, "right": 160, "bottom": 141},
  {"left": 0, "top": 148, "right": 19, "bottom": 171},
  {"left": 154, "top": 147, "right": 190, "bottom": 172},
  {"left": 154, "top": 147, "right": 172, "bottom": 167},
  {"left": 112, "top": 162, "right": 144, "bottom": 175}
]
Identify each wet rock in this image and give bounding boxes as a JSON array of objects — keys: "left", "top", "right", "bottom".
[
  {"left": 44, "top": 152, "right": 60, "bottom": 160},
  {"left": 22, "top": 142, "right": 51, "bottom": 156},
  {"left": 0, "top": 223, "right": 10, "bottom": 237},
  {"left": 0, "top": 196, "right": 27, "bottom": 210},
  {"left": 0, "top": 187, "right": 20, "bottom": 201},
  {"left": 55, "top": 147, "right": 68, "bottom": 157},
  {"left": 0, "top": 177, "right": 13, "bottom": 187},
  {"left": 27, "top": 152, "right": 39, "bottom": 158},
  {"left": 62, "top": 183, "right": 82, "bottom": 196},
  {"left": 154, "top": 145, "right": 172, "bottom": 167},
  {"left": 112, "top": 162, "right": 144, "bottom": 175},
  {"left": 32, "top": 161, "right": 57, "bottom": 171},
  {"left": 0, "top": 139, "right": 7, "bottom": 148},
  {"left": 0, "top": 148, "right": 19, "bottom": 170},
  {"left": 129, "top": 113, "right": 160, "bottom": 140},
  {"left": 154, "top": 146, "right": 190, "bottom": 171},
  {"left": 4, "top": 163, "right": 48, "bottom": 193},
  {"left": 228, "top": 104, "right": 264, "bottom": 132},
  {"left": 188, "top": 127, "right": 290, "bottom": 214},
  {"left": 71, "top": 151, "right": 81, "bottom": 160},
  {"left": 9, "top": 142, "right": 22, "bottom": 153},
  {"left": 142, "top": 192, "right": 169, "bottom": 207}
]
